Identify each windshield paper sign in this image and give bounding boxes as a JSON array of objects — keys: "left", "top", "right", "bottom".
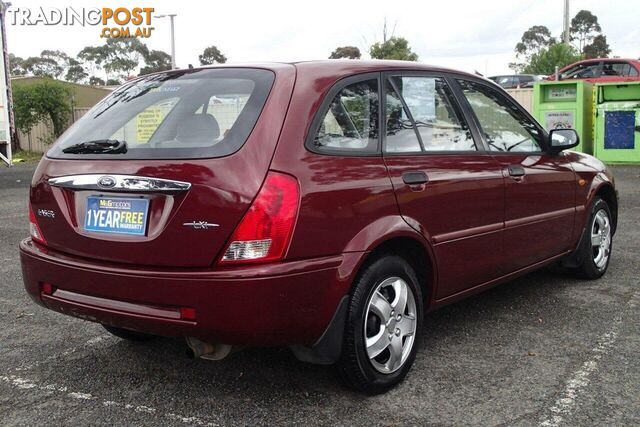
[{"left": 85, "top": 197, "right": 149, "bottom": 236}]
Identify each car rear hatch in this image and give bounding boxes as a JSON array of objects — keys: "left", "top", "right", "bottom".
[{"left": 29, "top": 65, "right": 296, "bottom": 267}]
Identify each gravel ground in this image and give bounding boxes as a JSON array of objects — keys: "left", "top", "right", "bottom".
[{"left": 0, "top": 163, "right": 638, "bottom": 426}]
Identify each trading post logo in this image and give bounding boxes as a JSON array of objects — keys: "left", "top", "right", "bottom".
[{"left": 7, "top": 7, "right": 155, "bottom": 38}]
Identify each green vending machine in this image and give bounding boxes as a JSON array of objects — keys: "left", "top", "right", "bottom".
[
  {"left": 594, "top": 82, "right": 640, "bottom": 164},
  {"left": 533, "top": 80, "right": 594, "bottom": 153}
]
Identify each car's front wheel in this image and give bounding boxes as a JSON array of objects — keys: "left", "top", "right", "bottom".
[
  {"left": 336, "top": 255, "right": 423, "bottom": 394},
  {"left": 570, "top": 197, "right": 613, "bottom": 279}
]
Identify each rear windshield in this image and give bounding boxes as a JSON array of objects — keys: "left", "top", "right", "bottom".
[{"left": 48, "top": 68, "right": 275, "bottom": 160}]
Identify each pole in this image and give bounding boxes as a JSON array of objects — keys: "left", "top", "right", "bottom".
[
  {"left": 169, "top": 14, "right": 176, "bottom": 69},
  {"left": 563, "top": 0, "right": 570, "bottom": 44},
  {"left": 0, "top": 0, "right": 13, "bottom": 166}
]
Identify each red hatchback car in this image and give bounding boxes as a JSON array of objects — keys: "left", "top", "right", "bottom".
[
  {"left": 20, "top": 61, "right": 617, "bottom": 393},
  {"left": 549, "top": 58, "right": 640, "bottom": 83}
]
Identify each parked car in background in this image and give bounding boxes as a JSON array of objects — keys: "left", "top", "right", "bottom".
[
  {"left": 489, "top": 74, "right": 544, "bottom": 89},
  {"left": 548, "top": 58, "right": 640, "bottom": 83},
  {"left": 20, "top": 61, "right": 618, "bottom": 394}
]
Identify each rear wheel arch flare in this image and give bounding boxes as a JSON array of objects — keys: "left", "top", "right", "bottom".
[{"left": 351, "top": 237, "right": 435, "bottom": 308}]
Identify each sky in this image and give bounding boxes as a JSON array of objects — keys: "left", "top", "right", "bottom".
[{"left": 4, "top": 0, "right": 639, "bottom": 77}]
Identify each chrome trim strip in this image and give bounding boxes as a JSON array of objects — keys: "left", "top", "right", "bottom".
[{"left": 48, "top": 174, "right": 191, "bottom": 193}]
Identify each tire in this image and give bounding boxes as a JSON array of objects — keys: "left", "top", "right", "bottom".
[
  {"left": 336, "top": 255, "right": 423, "bottom": 394},
  {"left": 102, "top": 325, "right": 156, "bottom": 342},
  {"left": 570, "top": 197, "right": 613, "bottom": 280}
]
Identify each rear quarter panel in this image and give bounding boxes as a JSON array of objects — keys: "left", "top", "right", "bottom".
[{"left": 270, "top": 66, "right": 403, "bottom": 260}]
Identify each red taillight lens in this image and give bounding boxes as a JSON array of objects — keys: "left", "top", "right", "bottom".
[
  {"left": 29, "top": 203, "right": 46, "bottom": 245},
  {"left": 219, "top": 171, "right": 299, "bottom": 265}
]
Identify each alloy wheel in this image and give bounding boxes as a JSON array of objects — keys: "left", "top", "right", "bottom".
[
  {"left": 363, "top": 276, "right": 417, "bottom": 374},
  {"left": 591, "top": 208, "right": 612, "bottom": 270}
]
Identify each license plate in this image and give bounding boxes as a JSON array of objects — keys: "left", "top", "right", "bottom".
[{"left": 84, "top": 197, "right": 149, "bottom": 236}]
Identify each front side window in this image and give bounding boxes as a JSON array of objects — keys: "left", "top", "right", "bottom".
[
  {"left": 48, "top": 68, "right": 274, "bottom": 160},
  {"left": 561, "top": 63, "right": 601, "bottom": 79},
  {"left": 386, "top": 76, "right": 475, "bottom": 153},
  {"left": 457, "top": 79, "right": 544, "bottom": 153},
  {"left": 313, "top": 79, "right": 379, "bottom": 153}
]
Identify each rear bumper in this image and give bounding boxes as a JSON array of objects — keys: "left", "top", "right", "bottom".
[{"left": 20, "top": 238, "right": 360, "bottom": 347}]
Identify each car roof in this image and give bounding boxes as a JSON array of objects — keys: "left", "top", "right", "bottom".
[
  {"left": 565, "top": 58, "right": 640, "bottom": 66},
  {"left": 182, "top": 60, "right": 481, "bottom": 80}
]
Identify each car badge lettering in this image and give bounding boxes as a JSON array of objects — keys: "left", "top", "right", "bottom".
[
  {"left": 183, "top": 221, "right": 219, "bottom": 230},
  {"left": 37, "top": 209, "right": 56, "bottom": 219}
]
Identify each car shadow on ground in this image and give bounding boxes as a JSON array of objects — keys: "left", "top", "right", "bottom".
[{"left": 42, "top": 263, "right": 593, "bottom": 405}]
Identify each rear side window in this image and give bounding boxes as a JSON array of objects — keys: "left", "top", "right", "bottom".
[
  {"left": 312, "top": 79, "right": 379, "bottom": 154},
  {"left": 48, "top": 68, "right": 275, "bottom": 160}
]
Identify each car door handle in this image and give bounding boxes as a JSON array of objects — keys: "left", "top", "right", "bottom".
[
  {"left": 508, "top": 165, "right": 526, "bottom": 177},
  {"left": 402, "top": 171, "right": 429, "bottom": 185}
]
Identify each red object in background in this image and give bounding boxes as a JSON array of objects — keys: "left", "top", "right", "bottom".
[
  {"left": 20, "top": 60, "right": 617, "bottom": 357},
  {"left": 547, "top": 58, "right": 640, "bottom": 83}
]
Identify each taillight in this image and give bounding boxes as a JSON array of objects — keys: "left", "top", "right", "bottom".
[
  {"left": 219, "top": 171, "right": 299, "bottom": 265},
  {"left": 29, "top": 203, "right": 47, "bottom": 245}
]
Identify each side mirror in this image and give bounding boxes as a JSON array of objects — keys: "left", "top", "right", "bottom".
[{"left": 548, "top": 128, "right": 579, "bottom": 153}]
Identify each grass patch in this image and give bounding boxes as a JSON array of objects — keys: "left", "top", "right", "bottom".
[{"left": 10, "top": 149, "right": 43, "bottom": 164}]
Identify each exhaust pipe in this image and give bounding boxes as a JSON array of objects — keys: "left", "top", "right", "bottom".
[{"left": 185, "top": 337, "right": 232, "bottom": 361}]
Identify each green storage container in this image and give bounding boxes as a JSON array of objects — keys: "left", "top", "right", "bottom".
[
  {"left": 533, "top": 80, "right": 594, "bottom": 153},
  {"left": 594, "top": 82, "right": 640, "bottom": 164}
]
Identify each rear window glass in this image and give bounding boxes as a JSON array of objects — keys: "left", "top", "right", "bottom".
[{"left": 47, "top": 68, "right": 275, "bottom": 160}]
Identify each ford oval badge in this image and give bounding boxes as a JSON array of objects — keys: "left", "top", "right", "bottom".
[{"left": 98, "top": 176, "right": 116, "bottom": 188}]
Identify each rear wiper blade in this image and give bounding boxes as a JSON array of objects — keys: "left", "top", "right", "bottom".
[{"left": 62, "top": 139, "right": 127, "bottom": 154}]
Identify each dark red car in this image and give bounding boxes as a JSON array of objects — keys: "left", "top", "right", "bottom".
[
  {"left": 20, "top": 61, "right": 617, "bottom": 393},
  {"left": 548, "top": 58, "right": 640, "bottom": 83}
]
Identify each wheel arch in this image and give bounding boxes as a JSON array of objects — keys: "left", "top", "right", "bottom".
[
  {"left": 342, "top": 216, "right": 438, "bottom": 309},
  {"left": 594, "top": 183, "right": 618, "bottom": 235}
]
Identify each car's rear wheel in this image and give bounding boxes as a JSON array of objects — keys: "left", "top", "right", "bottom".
[
  {"left": 102, "top": 325, "right": 156, "bottom": 342},
  {"left": 571, "top": 197, "right": 613, "bottom": 279},
  {"left": 336, "top": 255, "right": 423, "bottom": 394}
]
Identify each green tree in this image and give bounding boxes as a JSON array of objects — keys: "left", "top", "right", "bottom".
[
  {"left": 78, "top": 45, "right": 108, "bottom": 81},
  {"left": 102, "top": 38, "right": 149, "bottom": 82},
  {"left": 89, "top": 76, "right": 106, "bottom": 86},
  {"left": 515, "top": 25, "right": 555, "bottom": 58},
  {"left": 65, "top": 58, "right": 88, "bottom": 83},
  {"left": 199, "top": 46, "right": 227, "bottom": 65},
  {"left": 369, "top": 37, "right": 418, "bottom": 61},
  {"left": 522, "top": 43, "right": 581, "bottom": 75},
  {"left": 570, "top": 10, "right": 602, "bottom": 52},
  {"left": 583, "top": 34, "right": 610, "bottom": 59},
  {"left": 8, "top": 54, "right": 27, "bottom": 76},
  {"left": 13, "top": 81, "right": 73, "bottom": 140},
  {"left": 329, "top": 46, "right": 361, "bottom": 59},
  {"left": 23, "top": 52, "right": 65, "bottom": 79},
  {"left": 139, "top": 50, "right": 172, "bottom": 75}
]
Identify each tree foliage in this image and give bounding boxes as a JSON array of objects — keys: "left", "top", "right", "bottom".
[
  {"left": 8, "top": 54, "right": 27, "bottom": 76},
  {"left": 199, "top": 46, "right": 227, "bottom": 65},
  {"left": 369, "top": 37, "right": 418, "bottom": 61},
  {"left": 583, "top": 34, "right": 610, "bottom": 59},
  {"left": 329, "top": 46, "right": 361, "bottom": 59},
  {"left": 515, "top": 25, "right": 555, "bottom": 58},
  {"left": 139, "top": 50, "right": 172, "bottom": 75},
  {"left": 13, "top": 81, "right": 72, "bottom": 139},
  {"left": 570, "top": 10, "right": 602, "bottom": 52},
  {"left": 522, "top": 44, "right": 581, "bottom": 75},
  {"left": 511, "top": 25, "right": 555, "bottom": 72}
]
